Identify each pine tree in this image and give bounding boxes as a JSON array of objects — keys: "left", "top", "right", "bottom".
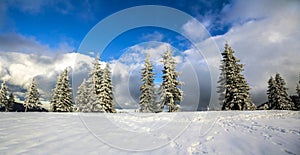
[
  {"left": 24, "top": 79, "right": 42, "bottom": 112},
  {"left": 91, "top": 55, "right": 103, "bottom": 96},
  {"left": 217, "top": 61, "right": 226, "bottom": 106},
  {"left": 50, "top": 73, "right": 62, "bottom": 112},
  {"left": 0, "top": 81, "right": 8, "bottom": 111},
  {"left": 267, "top": 76, "right": 275, "bottom": 109},
  {"left": 159, "top": 47, "right": 183, "bottom": 112},
  {"left": 219, "top": 42, "right": 256, "bottom": 110},
  {"left": 76, "top": 79, "right": 89, "bottom": 112},
  {"left": 274, "top": 73, "right": 293, "bottom": 110},
  {"left": 84, "top": 56, "right": 105, "bottom": 112},
  {"left": 99, "top": 64, "right": 116, "bottom": 113},
  {"left": 139, "top": 54, "right": 156, "bottom": 113},
  {"left": 8, "top": 92, "right": 15, "bottom": 111},
  {"left": 50, "top": 68, "right": 74, "bottom": 112}
]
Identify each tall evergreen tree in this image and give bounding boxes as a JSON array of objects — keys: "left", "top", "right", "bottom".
[
  {"left": 267, "top": 76, "right": 276, "bottom": 109},
  {"left": 91, "top": 55, "right": 103, "bottom": 96},
  {"left": 159, "top": 47, "right": 183, "bottom": 112},
  {"left": 50, "top": 68, "right": 74, "bottom": 112},
  {"left": 217, "top": 61, "right": 226, "bottom": 106},
  {"left": 219, "top": 42, "right": 256, "bottom": 110},
  {"left": 139, "top": 54, "right": 156, "bottom": 113},
  {"left": 267, "top": 74, "right": 294, "bottom": 110},
  {"left": 273, "top": 73, "right": 293, "bottom": 110},
  {"left": 50, "top": 73, "right": 63, "bottom": 112},
  {"left": 99, "top": 64, "right": 116, "bottom": 113},
  {"left": 0, "top": 81, "right": 8, "bottom": 111},
  {"left": 24, "top": 79, "right": 42, "bottom": 112},
  {"left": 84, "top": 55, "right": 105, "bottom": 112}
]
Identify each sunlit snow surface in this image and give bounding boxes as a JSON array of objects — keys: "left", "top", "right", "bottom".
[{"left": 0, "top": 111, "right": 299, "bottom": 154}]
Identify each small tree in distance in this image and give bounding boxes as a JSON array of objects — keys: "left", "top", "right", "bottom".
[
  {"left": 24, "top": 79, "right": 42, "bottom": 112},
  {"left": 8, "top": 92, "right": 15, "bottom": 111},
  {"left": 0, "top": 81, "right": 8, "bottom": 111},
  {"left": 76, "top": 79, "right": 89, "bottom": 112}
]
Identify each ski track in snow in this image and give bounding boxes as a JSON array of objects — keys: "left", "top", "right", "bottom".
[{"left": 0, "top": 111, "right": 299, "bottom": 155}]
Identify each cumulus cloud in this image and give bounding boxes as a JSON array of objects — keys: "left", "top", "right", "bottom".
[
  {"left": 0, "top": 52, "right": 93, "bottom": 100},
  {"left": 183, "top": 0, "right": 300, "bottom": 105},
  {"left": 181, "top": 18, "right": 210, "bottom": 42}
]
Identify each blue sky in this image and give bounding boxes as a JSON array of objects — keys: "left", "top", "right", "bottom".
[
  {"left": 0, "top": 0, "right": 299, "bottom": 110},
  {"left": 1, "top": 0, "right": 229, "bottom": 56}
]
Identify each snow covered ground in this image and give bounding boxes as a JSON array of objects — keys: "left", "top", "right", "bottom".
[{"left": 0, "top": 111, "right": 299, "bottom": 154}]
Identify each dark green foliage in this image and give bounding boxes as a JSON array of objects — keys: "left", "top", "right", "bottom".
[
  {"left": 159, "top": 48, "right": 183, "bottom": 112},
  {"left": 219, "top": 43, "right": 256, "bottom": 110},
  {"left": 267, "top": 73, "right": 293, "bottom": 110},
  {"left": 50, "top": 68, "right": 74, "bottom": 112}
]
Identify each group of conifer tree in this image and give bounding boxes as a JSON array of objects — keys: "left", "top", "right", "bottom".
[
  {"left": 75, "top": 56, "right": 116, "bottom": 113},
  {"left": 218, "top": 42, "right": 299, "bottom": 110},
  {"left": 139, "top": 48, "right": 183, "bottom": 113},
  {"left": 0, "top": 42, "right": 299, "bottom": 112}
]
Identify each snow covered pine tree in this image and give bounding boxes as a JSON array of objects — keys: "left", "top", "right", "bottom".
[
  {"left": 76, "top": 79, "right": 90, "bottom": 112},
  {"left": 50, "top": 68, "right": 74, "bottom": 112},
  {"left": 219, "top": 42, "right": 256, "bottom": 110},
  {"left": 139, "top": 54, "right": 157, "bottom": 113},
  {"left": 85, "top": 56, "right": 104, "bottom": 112},
  {"left": 159, "top": 47, "right": 183, "bottom": 112},
  {"left": 24, "top": 79, "right": 42, "bottom": 112},
  {"left": 0, "top": 81, "right": 8, "bottom": 111},
  {"left": 99, "top": 63, "right": 116, "bottom": 113},
  {"left": 267, "top": 73, "right": 293, "bottom": 110}
]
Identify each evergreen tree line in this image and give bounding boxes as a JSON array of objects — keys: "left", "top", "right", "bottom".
[
  {"left": 0, "top": 42, "right": 299, "bottom": 112},
  {"left": 218, "top": 43, "right": 300, "bottom": 110}
]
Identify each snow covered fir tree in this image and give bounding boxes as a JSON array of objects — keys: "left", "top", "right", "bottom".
[
  {"left": 50, "top": 68, "right": 74, "bottom": 112},
  {"left": 267, "top": 73, "right": 293, "bottom": 110},
  {"left": 98, "top": 64, "right": 116, "bottom": 113},
  {"left": 0, "top": 81, "right": 8, "bottom": 111},
  {"left": 218, "top": 42, "right": 256, "bottom": 110},
  {"left": 159, "top": 47, "right": 183, "bottom": 112},
  {"left": 139, "top": 54, "right": 158, "bottom": 113},
  {"left": 84, "top": 56, "right": 105, "bottom": 112},
  {"left": 24, "top": 79, "right": 42, "bottom": 112},
  {"left": 76, "top": 56, "right": 116, "bottom": 113},
  {"left": 76, "top": 79, "right": 89, "bottom": 112}
]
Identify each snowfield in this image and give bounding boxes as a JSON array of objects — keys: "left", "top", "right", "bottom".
[{"left": 0, "top": 111, "right": 299, "bottom": 155}]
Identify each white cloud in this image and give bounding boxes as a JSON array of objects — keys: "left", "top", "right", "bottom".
[
  {"left": 184, "top": 0, "right": 300, "bottom": 105},
  {"left": 141, "top": 31, "right": 164, "bottom": 42},
  {"left": 181, "top": 18, "right": 210, "bottom": 42},
  {"left": 0, "top": 51, "right": 94, "bottom": 101}
]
